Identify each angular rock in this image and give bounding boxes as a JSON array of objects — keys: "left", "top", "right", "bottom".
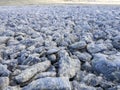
[
  {"left": 0, "top": 36, "right": 9, "bottom": 45},
  {"left": 22, "top": 77, "right": 71, "bottom": 90},
  {"left": 47, "top": 54, "right": 57, "bottom": 62},
  {"left": 69, "top": 41, "right": 87, "bottom": 50},
  {"left": 73, "top": 51, "right": 92, "bottom": 62},
  {"left": 15, "top": 60, "right": 51, "bottom": 83},
  {"left": 58, "top": 50, "right": 81, "bottom": 78},
  {"left": 93, "top": 30, "right": 107, "bottom": 40},
  {"left": 4, "top": 86, "right": 21, "bottom": 90},
  {"left": 21, "top": 54, "right": 41, "bottom": 65},
  {"left": 81, "top": 62, "right": 92, "bottom": 71},
  {"left": 82, "top": 73, "right": 102, "bottom": 86},
  {"left": 0, "top": 77, "right": 9, "bottom": 90},
  {"left": 87, "top": 42, "right": 107, "bottom": 54},
  {"left": 33, "top": 71, "right": 56, "bottom": 80},
  {"left": 0, "top": 64, "right": 11, "bottom": 76},
  {"left": 46, "top": 48, "right": 59, "bottom": 55},
  {"left": 72, "top": 81, "right": 96, "bottom": 90},
  {"left": 112, "top": 35, "right": 120, "bottom": 50},
  {"left": 92, "top": 53, "right": 120, "bottom": 81}
]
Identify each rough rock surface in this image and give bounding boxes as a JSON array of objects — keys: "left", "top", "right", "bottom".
[
  {"left": 0, "top": 5, "right": 120, "bottom": 90},
  {"left": 22, "top": 77, "right": 71, "bottom": 90},
  {"left": 15, "top": 60, "right": 51, "bottom": 83}
]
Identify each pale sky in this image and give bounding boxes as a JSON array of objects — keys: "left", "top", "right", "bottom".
[{"left": 0, "top": 0, "right": 120, "bottom": 5}]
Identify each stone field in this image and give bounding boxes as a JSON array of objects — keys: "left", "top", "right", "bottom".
[{"left": 0, "top": 5, "right": 120, "bottom": 90}]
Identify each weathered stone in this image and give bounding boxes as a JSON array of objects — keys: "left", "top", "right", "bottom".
[
  {"left": 0, "top": 64, "right": 11, "bottom": 76},
  {"left": 82, "top": 73, "right": 102, "bottom": 86},
  {"left": 21, "top": 54, "right": 41, "bottom": 65},
  {"left": 87, "top": 42, "right": 107, "bottom": 54},
  {"left": 72, "top": 81, "right": 96, "bottom": 90},
  {"left": 46, "top": 48, "right": 59, "bottom": 55},
  {"left": 81, "top": 62, "right": 92, "bottom": 71},
  {"left": 33, "top": 72, "right": 56, "bottom": 80},
  {"left": 22, "top": 77, "right": 71, "bottom": 90},
  {"left": 0, "top": 36, "right": 9, "bottom": 45},
  {"left": 58, "top": 50, "right": 81, "bottom": 78},
  {"left": 5, "top": 86, "right": 21, "bottom": 90},
  {"left": 73, "top": 51, "right": 92, "bottom": 62},
  {"left": 92, "top": 53, "right": 120, "bottom": 81},
  {"left": 47, "top": 54, "right": 57, "bottom": 62},
  {"left": 112, "top": 35, "right": 120, "bottom": 50},
  {"left": 15, "top": 60, "right": 51, "bottom": 83},
  {"left": 69, "top": 41, "right": 87, "bottom": 50},
  {"left": 0, "top": 77, "right": 9, "bottom": 90},
  {"left": 93, "top": 30, "right": 107, "bottom": 40}
]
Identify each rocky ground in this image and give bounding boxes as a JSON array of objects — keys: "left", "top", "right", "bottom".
[{"left": 0, "top": 5, "right": 120, "bottom": 90}]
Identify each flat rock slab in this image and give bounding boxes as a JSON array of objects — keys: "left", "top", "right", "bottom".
[{"left": 22, "top": 77, "right": 71, "bottom": 90}]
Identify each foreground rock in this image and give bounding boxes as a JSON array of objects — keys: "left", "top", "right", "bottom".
[
  {"left": 22, "top": 77, "right": 71, "bottom": 90},
  {"left": 58, "top": 50, "right": 81, "bottom": 78},
  {"left": 92, "top": 53, "right": 120, "bottom": 81},
  {"left": 15, "top": 60, "right": 51, "bottom": 83},
  {"left": 0, "top": 77, "right": 9, "bottom": 90}
]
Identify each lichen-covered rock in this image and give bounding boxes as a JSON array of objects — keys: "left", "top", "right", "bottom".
[
  {"left": 15, "top": 60, "right": 51, "bottom": 83},
  {"left": 22, "top": 77, "right": 71, "bottom": 90},
  {"left": 0, "top": 77, "right": 9, "bottom": 90},
  {"left": 58, "top": 50, "right": 81, "bottom": 78}
]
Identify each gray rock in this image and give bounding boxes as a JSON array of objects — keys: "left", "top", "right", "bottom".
[
  {"left": 22, "top": 77, "right": 71, "bottom": 90},
  {"left": 72, "top": 81, "right": 96, "bottom": 90},
  {"left": 47, "top": 54, "right": 57, "bottom": 62},
  {"left": 21, "top": 54, "right": 41, "bottom": 65},
  {"left": 0, "top": 64, "right": 11, "bottom": 76},
  {"left": 69, "top": 41, "right": 87, "bottom": 50},
  {"left": 46, "top": 48, "right": 59, "bottom": 55},
  {"left": 7, "top": 38, "right": 19, "bottom": 46},
  {"left": 93, "top": 30, "right": 107, "bottom": 40},
  {"left": 92, "top": 53, "right": 120, "bottom": 81},
  {"left": 0, "top": 77, "right": 9, "bottom": 90},
  {"left": 33, "top": 71, "right": 56, "bottom": 80},
  {"left": 82, "top": 73, "right": 102, "bottom": 86},
  {"left": 75, "top": 71, "right": 87, "bottom": 82},
  {"left": 81, "top": 62, "right": 92, "bottom": 71},
  {"left": 87, "top": 42, "right": 107, "bottom": 54},
  {"left": 0, "top": 36, "right": 9, "bottom": 45},
  {"left": 15, "top": 60, "right": 51, "bottom": 83},
  {"left": 112, "top": 35, "right": 120, "bottom": 50},
  {"left": 5, "top": 86, "right": 21, "bottom": 90},
  {"left": 58, "top": 50, "right": 81, "bottom": 78},
  {"left": 73, "top": 51, "right": 92, "bottom": 62}
]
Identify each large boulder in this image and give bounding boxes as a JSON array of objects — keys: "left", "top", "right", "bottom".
[{"left": 22, "top": 77, "right": 71, "bottom": 90}]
